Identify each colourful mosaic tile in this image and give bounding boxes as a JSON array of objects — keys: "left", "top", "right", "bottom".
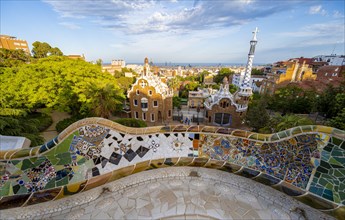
[{"left": 0, "top": 119, "right": 344, "bottom": 213}]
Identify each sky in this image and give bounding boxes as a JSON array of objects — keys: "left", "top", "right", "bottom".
[{"left": 1, "top": 0, "right": 344, "bottom": 64}]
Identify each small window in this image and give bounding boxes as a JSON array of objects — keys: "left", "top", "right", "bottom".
[
  {"left": 136, "top": 89, "right": 139, "bottom": 95},
  {"left": 151, "top": 113, "right": 155, "bottom": 122},
  {"left": 135, "top": 112, "right": 139, "bottom": 119},
  {"left": 153, "top": 100, "right": 158, "bottom": 107},
  {"left": 142, "top": 112, "right": 146, "bottom": 120},
  {"left": 149, "top": 90, "right": 153, "bottom": 96},
  {"left": 141, "top": 98, "right": 148, "bottom": 109},
  {"left": 168, "top": 110, "right": 171, "bottom": 117},
  {"left": 134, "top": 99, "right": 138, "bottom": 106}
]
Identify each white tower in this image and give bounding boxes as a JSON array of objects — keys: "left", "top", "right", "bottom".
[{"left": 237, "top": 27, "right": 259, "bottom": 112}]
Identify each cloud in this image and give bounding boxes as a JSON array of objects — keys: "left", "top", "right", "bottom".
[
  {"left": 333, "top": 10, "right": 344, "bottom": 18},
  {"left": 277, "top": 22, "right": 344, "bottom": 48},
  {"left": 309, "top": 5, "right": 327, "bottom": 16},
  {"left": 44, "top": 0, "right": 305, "bottom": 35},
  {"left": 59, "top": 22, "right": 81, "bottom": 30}
]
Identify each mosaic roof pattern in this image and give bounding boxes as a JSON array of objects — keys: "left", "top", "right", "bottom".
[{"left": 0, "top": 118, "right": 344, "bottom": 218}]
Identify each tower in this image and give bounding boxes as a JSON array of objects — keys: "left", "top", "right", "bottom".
[{"left": 237, "top": 27, "right": 259, "bottom": 112}]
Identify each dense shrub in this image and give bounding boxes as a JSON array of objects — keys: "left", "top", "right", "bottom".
[
  {"left": 28, "top": 112, "right": 53, "bottom": 131},
  {"left": 114, "top": 118, "right": 147, "bottom": 127},
  {"left": 55, "top": 117, "right": 80, "bottom": 132}
]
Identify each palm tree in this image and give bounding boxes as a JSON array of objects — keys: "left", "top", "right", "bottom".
[
  {"left": 85, "top": 83, "right": 125, "bottom": 119},
  {"left": 276, "top": 115, "right": 314, "bottom": 131}
]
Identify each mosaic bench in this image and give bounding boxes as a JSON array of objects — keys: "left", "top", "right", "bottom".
[{"left": 0, "top": 118, "right": 344, "bottom": 219}]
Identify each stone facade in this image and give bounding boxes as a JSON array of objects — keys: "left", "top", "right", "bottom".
[
  {"left": 205, "top": 97, "right": 242, "bottom": 127},
  {"left": 128, "top": 58, "right": 173, "bottom": 125}
]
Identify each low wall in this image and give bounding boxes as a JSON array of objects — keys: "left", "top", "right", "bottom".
[{"left": 0, "top": 118, "right": 344, "bottom": 218}]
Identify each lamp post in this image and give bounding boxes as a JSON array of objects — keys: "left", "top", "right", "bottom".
[{"left": 197, "top": 104, "right": 200, "bottom": 125}]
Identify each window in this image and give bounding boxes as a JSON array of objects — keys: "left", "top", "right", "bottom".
[
  {"left": 168, "top": 110, "right": 171, "bottom": 117},
  {"left": 149, "top": 90, "right": 153, "bottom": 96},
  {"left": 151, "top": 113, "right": 155, "bottom": 122},
  {"left": 135, "top": 112, "right": 139, "bottom": 119},
  {"left": 136, "top": 89, "right": 139, "bottom": 95},
  {"left": 134, "top": 99, "right": 138, "bottom": 106},
  {"left": 141, "top": 98, "right": 148, "bottom": 109},
  {"left": 153, "top": 100, "right": 158, "bottom": 107},
  {"left": 142, "top": 112, "right": 146, "bottom": 120}
]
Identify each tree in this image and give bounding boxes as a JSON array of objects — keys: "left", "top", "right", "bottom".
[
  {"left": 259, "top": 114, "right": 314, "bottom": 133},
  {"left": 49, "top": 47, "right": 63, "bottom": 56},
  {"left": 316, "top": 85, "right": 345, "bottom": 118},
  {"left": 246, "top": 104, "right": 270, "bottom": 132},
  {"left": 173, "top": 96, "right": 181, "bottom": 109},
  {"left": 96, "top": 58, "right": 103, "bottom": 66},
  {"left": 246, "top": 97, "right": 270, "bottom": 132},
  {"left": 329, "top": 108, "right": 345, "bottom": 130},
  {"left": 83, "top": 82, "right": 124, "bottom": 118},
  {"left": 32, "top": 41, "right": 63, "bottom": 58},
  {"left": 0, "top": 48, "right": 31, "bottom": 67},
  {"left": 251, "top": 68, "right": 264, "bottom": 75},
  {"left": 214, "top": 68, "right": 235, "bottom": 84},
  {"left": 32, "top": 41, "right": 52, "bottom": 58}
]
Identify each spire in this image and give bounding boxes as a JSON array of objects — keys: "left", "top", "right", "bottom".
[{"left": 240, "top": 27, "right": 259, "bottom": 89}]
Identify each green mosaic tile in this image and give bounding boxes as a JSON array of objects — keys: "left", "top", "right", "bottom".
[
  {"left": 332, "top": 137, "right": 342, "bottom": 146},
  {"left": 11, "top": 160, "right": 20, "bottom": 166},
  {"left": 0, "top": 182, "right": 13, "bottom": 196},
  {"left": 16, "top": 185, "right": 28, "bottom": 194},
  {"left": 56, "top": 152, "right": 72, "bottom": 165},
  {"left": 44, "top": 178, "right": 56, "bottom": 189},
  {"left": 21, "top": 159, "right": 34, "bottom": 170},
  {"left": 330, "top": 157, "right": 343, "bottom": 166},
  {"left": 331, "top": 149, "right": 344, "bottom": 157},
  {"left": 340, "top": 141, "right": 345, "bottom": 150},
  {"left": 334, "top": 157, "right": 345, "bottom": 164},
  {"left": 56, "top": 176, "right": 68, "bottom": 187}
]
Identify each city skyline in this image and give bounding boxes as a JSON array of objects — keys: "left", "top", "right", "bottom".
[{"left": 1, "top": 0, "right": 344, "bottom": 63}]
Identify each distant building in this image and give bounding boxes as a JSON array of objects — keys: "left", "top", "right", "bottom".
[
  {"left": 316, "top": 65, "right": 344, "bottom": 81},
  {"left": 188, "top": 88, "right": 212, "bottom": 108},
  {"left": 232, "top": 73, "right": 265, "bottom": 93},
  {"left": 102, "top": 59, "right": 125, "bottom": 75},
  {"left": 204, "top": 28, "right": 259, "bottom": 127},
  {"left": 260, "top": 57, "right": 319, "bottom": 95},
  {"left": 127, "top": 58, "right": 173, "bottom": 125},
  {"left": 0, "top": 35, "right": 30, "bottom": 53},
  {"left": 313, "top": 55, "right": 345, "bottom": 66},
  {"left": 111, "top": 59, "right": 126, "bottom": 67}
]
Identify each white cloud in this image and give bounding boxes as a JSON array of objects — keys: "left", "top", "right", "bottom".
[
  {"left": 59, "top": 22, "right": 81, "bottom": 30},
  {"left": 309, "top": 5, "right": 327, "bottom": 16},
  {"left": 333, "top": 10, "right": 344, "bottom": 18},
  {"left": 44, "top": 0, "right": 304, "bottom": 35}
]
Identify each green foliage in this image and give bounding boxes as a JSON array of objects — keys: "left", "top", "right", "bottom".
[
  {"left": 259, "top": 114, "right": 314, "bottom": 133},
  {"left": 31, "top": 41, "right": 63, "bottom": 58},
  {"left": 0, "top": 48, "right": 31, "bottom": 68},
  {"left": 268, "top": 85, "right": 317, "bottom": 114},
  {"left": 179, "top": 81, "right": 200, "bottom": 98},
  {"left": 0, "top": 116, "right": 44, "bottom": 147},
  {"left": 114, "top": 118, "right": 147, "bottom": 127},
  {"left": 316, "top": 85, "right": 345, "bottom": 118},
  {"left": 214, "top": 68, "right": 235, "bottom": 84},
  {"left": 251, "top": 68, "right": 265, "bottom": 75},
  {"left": 0, "top": 56, "right": 125, "bottom": 117},
  {"left": 173, "top": 96, "right": 181, "bottom": 109},
  {"left": 84, "top": 83, "right": 125, "bottom": 118},
  {"left": 245, "top": 99, "right": 270, "bottom": 132},
  {"left": 329, "top": 108, "right": 345, "bottom": 130},
  {"left": 56, "top": 117, "right": 80, "bottom": 133},
  {"left": 0, "top": 108, "right": 28, "bottom": 117},
  {"left": 28, "top": 112, "right": 53, "bottom": 131}
]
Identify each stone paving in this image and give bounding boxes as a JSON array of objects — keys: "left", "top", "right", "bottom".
[{"left": 0, "top": 167, "right": 333, "bottom": 220}]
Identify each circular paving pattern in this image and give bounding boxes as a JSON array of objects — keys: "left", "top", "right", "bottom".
[{"left": 1, "top": 167, "right": 334, "bottom": 219}]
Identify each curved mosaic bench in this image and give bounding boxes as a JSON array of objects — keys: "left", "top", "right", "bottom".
[{"left": 0, "top": 118, "right": 344, "bottom": 219}]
